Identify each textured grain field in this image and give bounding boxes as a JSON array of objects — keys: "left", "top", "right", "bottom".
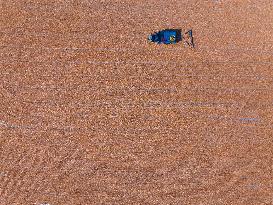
[{"left": 1, "top": 0, "right": 273, "bottom": 204}]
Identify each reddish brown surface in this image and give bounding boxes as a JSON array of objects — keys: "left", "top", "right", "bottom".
[{"left": 1, "top": 0, "right": 273, "bottom": 204}]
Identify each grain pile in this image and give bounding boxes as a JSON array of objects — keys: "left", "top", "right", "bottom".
[{"left": 1, "top": 0, "right": 273, "bottom": 204}]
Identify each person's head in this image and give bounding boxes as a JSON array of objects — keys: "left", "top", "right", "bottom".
[{"left": 148, "top": 35, "right": 153, "bottom": 42}]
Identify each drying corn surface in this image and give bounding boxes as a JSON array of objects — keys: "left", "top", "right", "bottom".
[{"left": 1, "top": 0, "right": 273, "bottom": 204}]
